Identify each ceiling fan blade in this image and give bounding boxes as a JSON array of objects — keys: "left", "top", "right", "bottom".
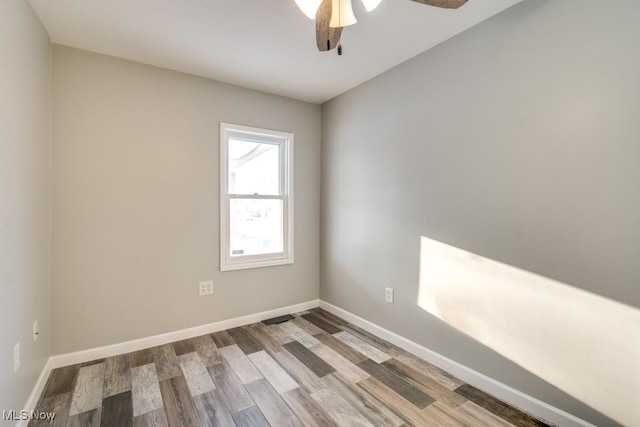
[
  {"left": 316, "top": 0, "right": 342, "bottom": 51},
  {"left": 409, "top": 0, "right": 468, "bottom": 9}
]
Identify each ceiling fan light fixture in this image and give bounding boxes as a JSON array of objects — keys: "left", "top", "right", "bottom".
[
  {"left": 329, "top": 0, "right": 357, "bottom": 28},
  {"left": 294, "top": 0, "right": 323, "bottom": 19},
  {"left": 360, "top": 0, "right": 382, "bottom": 12}
]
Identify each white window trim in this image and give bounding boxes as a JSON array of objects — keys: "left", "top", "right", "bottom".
[{"left": 220, "top": 122, "right": 294, "bottom": 271}]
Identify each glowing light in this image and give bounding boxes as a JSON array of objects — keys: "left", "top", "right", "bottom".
[
  {"left": 330, "top": 0, "right": 357, "bottom": 28},
  {"left": 360, "top": 0, "right": 382, "bottom": 12},
  {"left": 294, "top": 0, "right": 322, "bottom": 19},
  {"left": 418, "top": 236, "right": 640, "bottom": 427}
]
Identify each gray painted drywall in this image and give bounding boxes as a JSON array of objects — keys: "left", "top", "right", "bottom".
[
  {"left": 0, "top": 0, "right": 51, "bottom": 418},
  {"left": 321, "top": 0, "right": 639, "bottom": 425},
  {"left": 51, "top": 46, "right": 321, "bottom": 354}
]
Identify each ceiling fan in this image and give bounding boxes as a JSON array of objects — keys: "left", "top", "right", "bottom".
[{"left": 295, "top": 0, "right": 468, "bottom": 55}]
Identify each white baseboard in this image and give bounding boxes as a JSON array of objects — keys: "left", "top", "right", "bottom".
[
  {"left": 319, "top": 300, "right": 595, "bottom": 427},
  {"left": 49, "top": 299, "right": 320, "bottom": 369},
  {"left": 16, "top": 358, "right": 53, "bottom": 427}
]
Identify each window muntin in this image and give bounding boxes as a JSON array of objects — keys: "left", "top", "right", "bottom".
[{"left": 220, "top": 123, "right": 293, "bottom": 271}]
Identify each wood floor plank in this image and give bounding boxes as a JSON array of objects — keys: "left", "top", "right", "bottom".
[
  {"left": 192, "top": 389, "right": 236, "bottom": 427},
  {"left": 334, "top": 331, "right": 391, "bottom": 364},
  {"left": 172, "top": 339, "right": 196, "bottom": 356},
  {"left": 131, "top": 363, "right": 163, "bottom": 417},
  {"left": 456, "top": 401, "right": 517, "bottom": 427},
  {"left": 382, "top": 358, "right": 467, "bottom": 409},
  {"left": 271, "top": 350, "right": 326, "bottom": 394},
  {"left": 159, "top": 375, "right": 202, "bottom": 427},
  {"left": 313, "top": 333, "right": 367, "bottom": 364},
  {"left": 310, "top": 308, "right": 347, "bottom": 327},
  {"left": 29, "top": 392, "right": 72, "bottom": 427},
  {"left": 301, "top": 313, "right": 343, "bottom": 334},
  {"left": 281, "top": 387, "right": 337, "bottom": 427},
  {"left": 309, "top": 344, "right": 369, "bottom": 383},
  {"left": 192, "top": 335, "right": 223, "bottom": 367},
  {"left": 210, "top": 330, "right": 236, "bottom": 348},
  {"left": 283, "top": 341, "right": 336, "bottom": 378},
  {"left": 100, "top": 391, "right": 133, "bottom": 427},
  {"left": 152, "top": 344, "right": 182, "bottom": 381},
  {"left": 322, "top": 372, "right": 404, "bottom": 427},
  {"left": 70, "top": 363, "right": 106, "bottom": 416},
  {"left": 103, "top": 354, "right": 131, "bottom": 398},
  {"left": 208, "top": 361, "right": 255, "bottom": 413},
  {"left": 248, "top": 350, "right": 299, "bottom": 394},
  {"left": 387, "top": 348, "right": 464, "bottom": 390},
  {"left": 67, "top": 407, "right": 101, "bottom": 427},
  {"left": 219, "top": 344, "right": 263, "bottom": 384},
  {"left": 422, "top": 401, "right": 474, "bottom": 427},
  {"left": 232, "top": 406, "right": 270, "bottom": 427},
  {"left": 342, "top": 323, "right": 399, "bottom": 353},
  {"left": 245, "top": 378, "right": 304, "bottom": 427},
  {"left": 133, "top": 408, "right": 169, "bottom": 427},
  {"left": 244, "top": 324, "right": 285, "bottom": 355},
  {"left": 227, "top": 327, "right": 263, "bottom": 354},
  {"left": 82, "top": 359, "right": 106, "bottom": 367},
  {"left": 280, "top": 322, "right": 321, "bottom": 348},
  {"left": 357, "top": 377, "right": 436, "bottom": 426},
  {"left": 42, "top": 364, "right": 80, "bottom": 398},
  {"left": 129, "top": 349, "right": 154, "bottom": 368},
  {"left": 178, "top": 352, "right": 216, "bottom": 397},
  {"left": 455, "top": 384, "right": 549, "bottom": 426},
  {"left": 310, "top": 387, "right": 373, "bottom": 427},
  {"left": 291, "top": 316, "right": 326, "bottom": 336},
  {"left": 263, "top": 323, "right": 297, "bottom": 345},
  {"left": 358, "top": 358, "right": 435, "bottom": 409}
]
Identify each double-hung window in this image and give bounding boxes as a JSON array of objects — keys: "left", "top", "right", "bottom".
[{"left": 220, "top": 123, "right": 293, "bottom": 271}]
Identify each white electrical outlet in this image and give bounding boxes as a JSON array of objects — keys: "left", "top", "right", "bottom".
[
  {"left": 385, "top": 287, "right": 394, "bottom": 304},
  {"left": 33, "top": 320, "right": 39, "bottom": 342},
  {"left": 14, "top": 343, "right": 20, "bottom": 372},
  {"left": 199, "top": 280, "right": 214, "bottom": 296}
]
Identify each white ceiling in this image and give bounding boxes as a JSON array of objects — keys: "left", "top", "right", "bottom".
[{"left": 29, "top": 0, "right": 523, "bottom": 104}]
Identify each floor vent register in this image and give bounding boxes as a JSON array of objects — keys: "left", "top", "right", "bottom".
[{"left": 261, "top": 314, "right": 295, "bottom": 325}]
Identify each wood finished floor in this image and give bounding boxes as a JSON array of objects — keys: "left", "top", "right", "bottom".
[{"left": 31, "top": 308, "right": 552, "bottom": 427}]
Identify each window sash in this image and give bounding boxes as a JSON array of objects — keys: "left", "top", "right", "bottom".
[
  {"left": 228, "top": 138, "right": 284, "bottom": 196},
  {"left": 224, "top": 194, "right": 289, "bottom": 263},
  {"left": 220, "top": 123, "right": 293, "bottom": 271}
]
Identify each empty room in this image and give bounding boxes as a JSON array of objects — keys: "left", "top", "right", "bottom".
[{"left": 1, "top": 0, "right": 638, "bottom": 426}]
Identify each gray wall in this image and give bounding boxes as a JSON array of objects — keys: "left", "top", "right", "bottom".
[
  {"left": 321, "top": 0, "right": 639, "bottom": 425},
  {"left": 51, "top": 46, "right": 321, "bottom": 354},
  {"left": 0, "top": 0, "right": 51, "bottom": 418}
]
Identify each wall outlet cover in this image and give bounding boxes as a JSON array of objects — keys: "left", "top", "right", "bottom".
[
  {"left": 385, "top": 287, "right": 394, "bottom": 304},
  {"left": 199, "top": 280, "right": 214, "bottom": 296}
]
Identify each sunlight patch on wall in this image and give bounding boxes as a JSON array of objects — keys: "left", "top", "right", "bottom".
[{"left": 418, "top": 236, "right": 640, "bottom": 427}]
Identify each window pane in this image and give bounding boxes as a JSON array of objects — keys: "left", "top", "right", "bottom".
[
  {"left": 228, "top": 138, "right": 280, "bottom": 195},
  {"left": 230, "top": 198, "right": 284, "bottom": 257}
]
